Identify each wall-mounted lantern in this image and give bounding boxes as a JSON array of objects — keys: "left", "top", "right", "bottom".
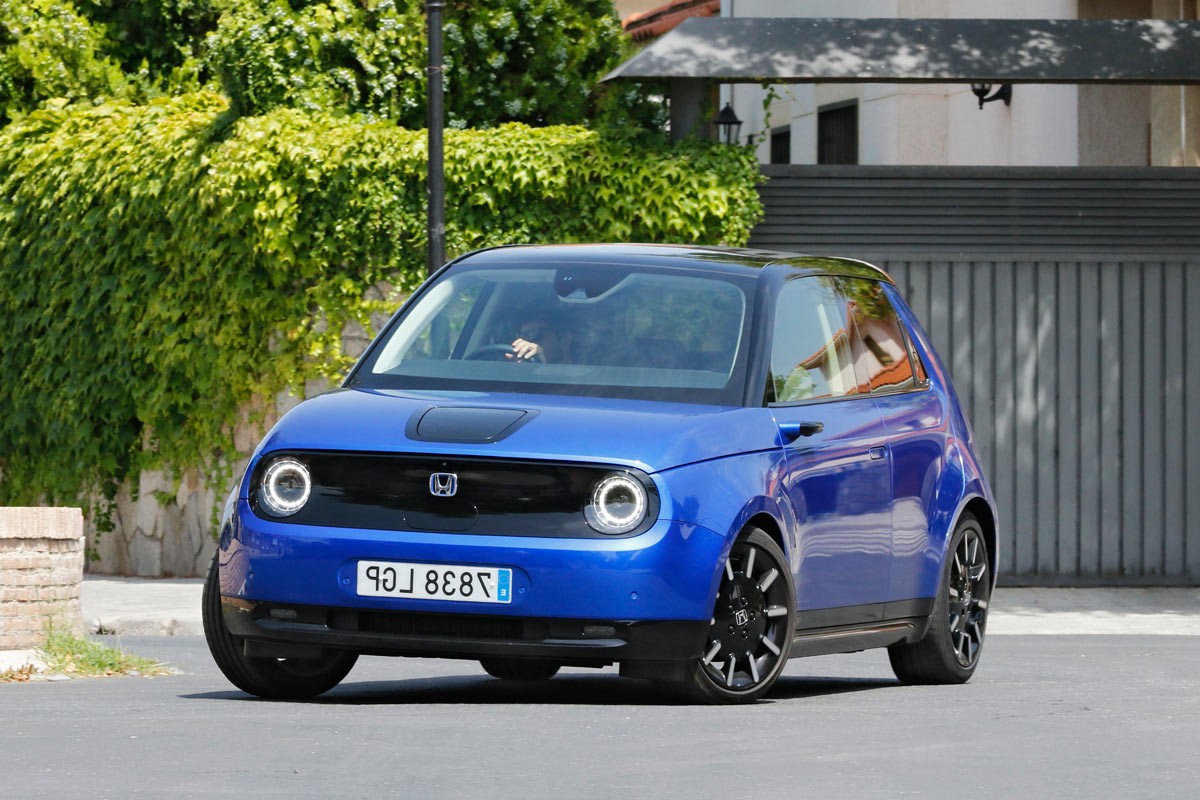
[
  {"left": 971, "top": 83, "right": 1013, "bottom": 110},
  {"left": 714, "top": 102, "right": 743, "bottom": 144}
]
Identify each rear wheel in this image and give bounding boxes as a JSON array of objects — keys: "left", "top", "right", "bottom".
[
  {"left": 683, "top": 528, "right": 795, "bottom": 704},
  {"left": 889, "top": 514, "right": 991, "bottom": 684},
  {"left": 202, "top": 553, "right": 358, "bottom": 699},
  {"left": 479, "top": 658, "right": 561, "bottom": 681}
]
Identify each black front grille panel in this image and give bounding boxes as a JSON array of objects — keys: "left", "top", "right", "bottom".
[
  {"left": 352, "top": 610, "right": 526, "bottom": 640},
  {"left": 249, "top": 452, "right": 658, "bottom": 538}
]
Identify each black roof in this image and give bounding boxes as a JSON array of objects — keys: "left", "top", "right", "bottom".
[
  {"left": 604, "top": 17, "right": 1200, "bottom": 85},
  {"left": 455, "top": 243, "right": 893, "bottom": 283}
]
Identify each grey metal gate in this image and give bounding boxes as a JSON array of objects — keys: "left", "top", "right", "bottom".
[{"left": 750, "top": 166, "right": 1200, "bottom": 584}]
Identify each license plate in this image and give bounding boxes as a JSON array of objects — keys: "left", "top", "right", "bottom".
[{"left": 356, "top": 560, "right": 512, "bottom": 604}]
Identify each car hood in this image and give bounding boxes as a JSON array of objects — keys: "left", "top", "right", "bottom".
[{"left": 254, "top": 388, "right": 780, "bottom": 474}]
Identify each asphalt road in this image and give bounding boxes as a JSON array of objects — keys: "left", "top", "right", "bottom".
[{"left": 5, "top": 635, "right": 1198, "bottom": 799}]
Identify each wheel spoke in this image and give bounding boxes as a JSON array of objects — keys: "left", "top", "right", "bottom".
[
  {"left": 702, "top": 640, "right": 722, "bottom": 666},
  {"left": 725, "top": 654, "right": 737, "bottom": 687},
  {"left": 761, "top": 635, "right": 781, "bottom": 656},
  {"left": 744, "top": 547, "right": 757, "bottom": 580},
  {"left": 765, "top": 604, "right": 788, "bottom": 618},
  {"left": 725, "top": 559, "right": 734, "bottom": 582},
  {"left": 954, "top": 630, "right": 969, "bottom": 659},
  {"left": 757, "top": 567, "right": 779, "bottom": 593}
]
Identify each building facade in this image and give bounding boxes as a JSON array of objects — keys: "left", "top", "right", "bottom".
[{"left": 718, "top": 0, "right": 1199, "bottom": 167}]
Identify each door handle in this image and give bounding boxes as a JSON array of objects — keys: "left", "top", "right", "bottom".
[
  {"left": 779, "top": 421, "right": 824, "bottom": 442},
  {"left": 869, "top": 446, "right": 887, "bottom": 460}
]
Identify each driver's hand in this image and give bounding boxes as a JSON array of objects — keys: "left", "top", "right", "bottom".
[{"left": 508, "top": 338, "right": 544, "bottom": 362}]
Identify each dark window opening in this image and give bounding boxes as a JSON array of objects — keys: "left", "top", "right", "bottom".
[
  {"left": 770, "top": 126, "right": 791, "bottom": 164},
  {"left": 818, "top": 102, "right": 858, "bottom": 165}
]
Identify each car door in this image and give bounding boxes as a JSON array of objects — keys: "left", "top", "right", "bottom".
[
  {"left": 842, "top": 279, "right": 949, "bottom": 607},
  {"left": 768, "top": 276, "right": 893, "bottom": 619}
]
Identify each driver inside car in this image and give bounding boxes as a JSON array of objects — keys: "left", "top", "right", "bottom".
[{"left": 507, "top": 312, "right": 575, "bottom": 363}]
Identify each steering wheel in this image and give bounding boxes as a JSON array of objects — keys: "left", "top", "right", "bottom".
[{"left": 463, "top": 343, "right": 546, "bottom": 363}]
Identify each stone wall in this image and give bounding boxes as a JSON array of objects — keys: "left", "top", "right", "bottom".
[
  {"left": 88, "top": 469, "right": 221, "bottom": 579},
  {"left": 83, "top": 314, "right": 379, "bottom": 578},
  {"left": 85, "top": 392, "right": 284, "bottom": 578},
  {"left": 0, "top": 507, "right": 85, "bottom": 650}
]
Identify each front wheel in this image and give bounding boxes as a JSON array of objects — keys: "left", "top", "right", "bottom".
[
  {"left": 683, "top": 528, "right": 795, "bottom": 704},
  {"left": 202, "top": 553, "right": 358, "bottom": 699},
  {"left": 889, "top": 513, "right": 991, "bottom": 684}
]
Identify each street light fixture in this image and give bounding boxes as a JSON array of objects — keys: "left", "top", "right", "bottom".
[
  {"left": 714, "top": 102, "right": 743, "bottom": 145},
  {"left": 970, "top": 83, "right": 1013, "bottom": 110}
]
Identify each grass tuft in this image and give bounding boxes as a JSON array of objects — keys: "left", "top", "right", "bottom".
[{"left": 0, "top": 626, "right": 174, "bottom": 681}]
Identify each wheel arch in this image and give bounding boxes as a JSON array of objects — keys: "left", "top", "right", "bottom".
[
  {"left": 744, "top": 512, "right": 786, "bottom": 555},
  {"left": 961, "top": 496, "right": 999, "bottom": 590}
]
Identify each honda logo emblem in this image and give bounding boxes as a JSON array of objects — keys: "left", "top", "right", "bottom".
[{"left": 429, "top": 472, "right": 458, "bottom": 497}]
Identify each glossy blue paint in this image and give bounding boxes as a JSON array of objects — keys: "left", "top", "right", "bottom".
[
  {"left": 771, "top": 396, "right": 894, "bottom": 611},
  {"left": 883, "top": 282, "right": 999, "bottom": 596},
  {"left": 228, "top": 502, "right": 728, "bottom": 621},
  {"left": 247, "top": 389, "right": 780, "bottom": 487},
  {"left": 219, "top": 244, "right": 997, "bottom": 665}
]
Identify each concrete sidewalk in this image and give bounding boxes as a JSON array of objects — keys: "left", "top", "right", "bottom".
[
  {"left": 78, "top": 576, "right": 1200, "bottom": 637},
  {"left": 2, "top": 578, "right": 1198, "bottom": 674},
  {"left": 84, "top": 576, "right": 205, "bottom": 637}
]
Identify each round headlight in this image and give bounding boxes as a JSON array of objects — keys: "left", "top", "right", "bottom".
[
  {"left": 259, "top": 459, "right": 311, "bottom": 517},
  {"left": 585, "top": 473, "right": 648, "bottom": 535}
]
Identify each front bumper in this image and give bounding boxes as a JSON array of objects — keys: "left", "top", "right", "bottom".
[
  {"left": 221, "top": 500, "right": 729, "bottom": 661},
  {"left": 222, "top": 598, "right": 710, "bottom": 666}
]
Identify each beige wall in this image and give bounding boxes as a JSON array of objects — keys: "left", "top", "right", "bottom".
[
  {"left": 1078, "top": 0, "right": 1199, "bottom": 166},
  {"left": 614, "top": 0, "right": 667, "bottom": 20},
  {"left": 728, "top": 0, "right": 1081, "bottom": 166}
]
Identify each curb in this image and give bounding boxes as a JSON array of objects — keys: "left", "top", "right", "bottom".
[{"left": 89, "top": 616, "right": 203, "bottom": 637}]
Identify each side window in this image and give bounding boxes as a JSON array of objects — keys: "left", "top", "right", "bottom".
[
  {"left": 904, "top": 324, "right": 930, "bottom": 388},
  {"left": 769, "top": 277, "right": 861, "bottom": 404},
  {"left": 840, "top": 278, "right": 919, "bottom": 395}
]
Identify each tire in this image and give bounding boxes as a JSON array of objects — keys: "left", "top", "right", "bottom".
[
  {"left": 202, "top": 552, "right": 358, "bottom": 699},
  {"left": 479, "top": 658, "right": 561, "bottom": 681},
  {"left": 889, "top": 513, "right": 991, "bottom": 685},
  {"left": 683, "top": 528, "right": 796, "bottom": 704}
]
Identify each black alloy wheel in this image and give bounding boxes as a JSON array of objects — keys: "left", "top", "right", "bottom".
[
  {"left": 889, "top": 513, "right": 991, "bottom": 684},
  {"left": 202, "top": 553, "right": 358, "bottom": 699},
  {"left": 684, "top": 528, "right": 795, "bottom": 704}
]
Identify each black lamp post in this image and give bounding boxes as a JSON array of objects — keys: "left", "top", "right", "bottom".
[
  {"left": 426, "top": 1, "right": 445, "bottom": 276},
  {"left": 970, "top": 83, "right": 1013, "bottom": 110},
  {"left": 714, "top": 102, "right": 743, "bottom": 145}
]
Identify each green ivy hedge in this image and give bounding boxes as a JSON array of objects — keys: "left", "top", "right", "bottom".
[{"left": 0, "top": 91, "right": 763, "bottom": 510}]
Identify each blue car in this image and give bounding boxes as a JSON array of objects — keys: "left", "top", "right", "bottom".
[{"left": 203, "top": 244, "right": 997, "bottom": 703}]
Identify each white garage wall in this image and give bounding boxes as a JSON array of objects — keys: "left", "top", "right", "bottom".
[{"left": 720, "top": 0, "right": 1081, "bottom": 166}]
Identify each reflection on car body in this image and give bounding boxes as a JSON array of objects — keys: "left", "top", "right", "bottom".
[{"left": 203, "top": 244, "right": 997, "bottom": 703}]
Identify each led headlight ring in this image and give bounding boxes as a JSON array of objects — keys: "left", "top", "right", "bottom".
[{"left": 259, "top": 459, "right": 312, "bottom": 517}]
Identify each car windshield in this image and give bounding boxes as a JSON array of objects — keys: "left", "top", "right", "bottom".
[{"left": 350, "top": 261, "right": 755, "bottom": 405}]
